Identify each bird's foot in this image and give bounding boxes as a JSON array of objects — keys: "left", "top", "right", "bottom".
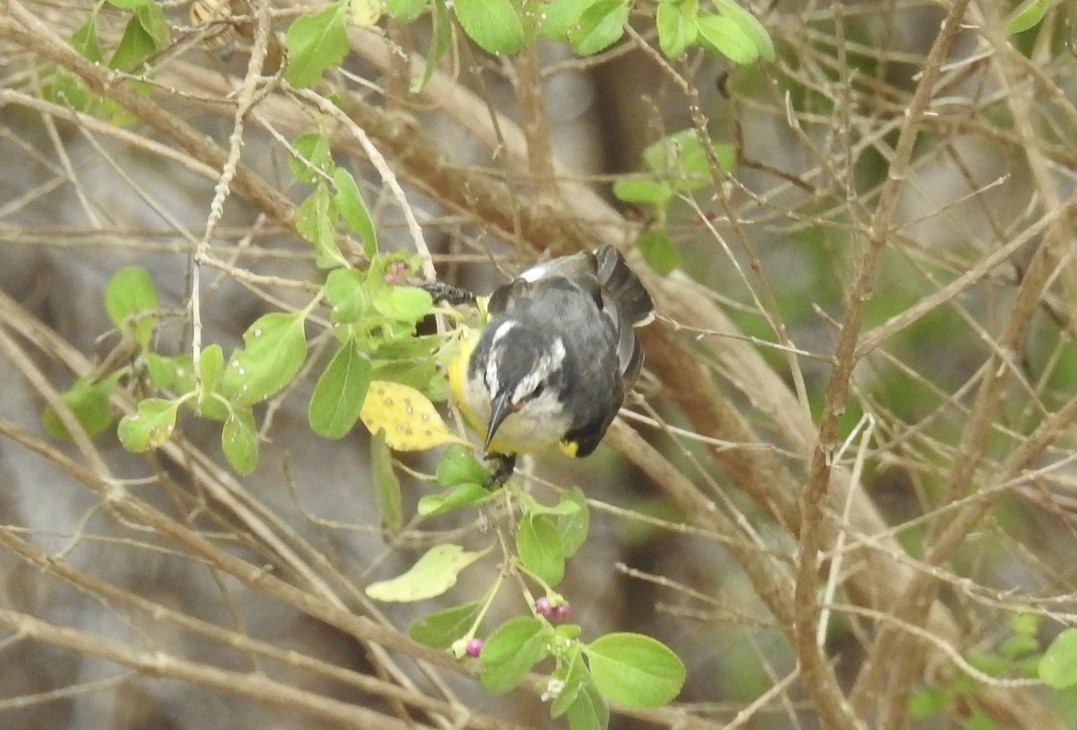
[
  {"left": 420, "top": 280, "right": 477, "bottom": 307},
  {"left": 483, "top": 453, "right": 517, "bottom": 487}
]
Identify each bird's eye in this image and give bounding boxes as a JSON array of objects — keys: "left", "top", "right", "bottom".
[{"left": 531, "top": 383, "right": 545, "bottom": 399}]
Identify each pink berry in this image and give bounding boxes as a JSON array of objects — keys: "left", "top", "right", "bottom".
[
  {"left": 465, "top": 638, "right": 483, "bottom": 658},
  {"left": 551, "top": 602, "right": 571, "bottom": 620},
  {"left": 536, "top": 597, "right": 553, "bottom": 616}
]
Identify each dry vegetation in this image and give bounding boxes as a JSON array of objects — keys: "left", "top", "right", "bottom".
[{"left": 0, "top": 0, "right": 1075, "bottom": 728}]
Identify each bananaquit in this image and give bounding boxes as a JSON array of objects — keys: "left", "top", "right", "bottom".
[{"left": 433, "top": 245, "right": 654, "bottom": 480}]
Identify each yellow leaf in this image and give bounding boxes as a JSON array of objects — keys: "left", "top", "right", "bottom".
[
  {"left": 366, "top": 544, "right": 490, "bottom": 602},
  {"left": 360, "top": 380, "right": 468, "bottom": 451},
  {"left": 349, "top": 0, "right": 382, "bottom": 27}
]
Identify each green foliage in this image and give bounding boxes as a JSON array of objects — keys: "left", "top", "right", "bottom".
[
  {"left": 110, "top": 3, "right": 169, "bottom": 72},
  {"left": 284, "top": 1, "right": 351, "bottom": 88},
  {"left": 221, "top": 312, "right": 309, "bottom": 405},
  {"left": 1005, "top": 0, "right": 1056, "bottom": 35},
  {"left": 435, "top": 443, "right": 490, "bottom": 486},
  {"left": 656, "top": 1, "right": 698, "bottom": 57},
  {"left": 635, "top": 229, "right": 681, "bottom": 275},
  {"left": 568, "top": 0, "right": 630, "bottom": 56},
  {"left": 309, "top": 337, "right": 372, "bottom": 438},
  {"left": 46, "top": 9, "right": 704, "bottom": 716},
  {"left": 118, "top": 397, "right": 180, "bottom": 451},
  {"left": 613, "top": 128, "right": 734, "bottom": 274},
  {"left": 480, "top": 616, "right": 551, "bottom": 693},
  {"left": 71, "top": 17, "right": 104, "bottom": 63},
  {"left": 517, "top": 513, "right": 566, "bottom": 586},
  {"left": 380, "top": 474, "right": 682, "bottom": 725},
  {"left": 106, "top": 266, "right": 159, "bottom": 348},
  {"left": 453, "top": 0, "right": 527, "bottom": 54},
  {"left": 409, "top": 0, "right": 451, "bottom": 92},
  {"left": 370, "top": 430, "right": 404, "bottom": 533},
  {"left": 585, "top": 633, "right": 686, "bottom": 708},
  {"left": 652, "top": 0, "right": 774, "bottom": 62},
  {"left": 408, "top": 602, "right": 483, "bottom": 649},
  {"left": 385, "top": 0, "right": 428, "bottom": 23},
  {"left": 333, "top": 168, "right": 379, "bottom": 258},
  {"left": 1041, "top": 629, "right": 1077, "bottom": 689},
  {"left": 42, "top": 372, "right": 124, "bottom": 440},
  {"left": 290, "top": 131, "right": 380, "bottom": 265},
  {"left": 221, "top": 407, "right": 258, "bottom": 474}
]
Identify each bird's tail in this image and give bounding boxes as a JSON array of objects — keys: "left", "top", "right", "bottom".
[{"left": 594, "top": 245, "right": 655, "bottom": 327}]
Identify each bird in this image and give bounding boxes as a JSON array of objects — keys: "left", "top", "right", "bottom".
[{"left": 438, "top": 245, "right": 654, "bottom": 482}]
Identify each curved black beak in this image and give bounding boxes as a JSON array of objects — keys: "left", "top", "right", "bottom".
[{"left": 484, "top": 389, "right": 514, "bottom": 453}]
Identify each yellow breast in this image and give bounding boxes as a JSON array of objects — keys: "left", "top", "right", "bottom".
[{"left": 447, "top": 327, "right": 562, "bottom": 455}]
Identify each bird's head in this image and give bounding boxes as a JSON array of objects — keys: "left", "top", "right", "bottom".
[{"left": 473, "top": 319, "right": 569, "bottom": 453}]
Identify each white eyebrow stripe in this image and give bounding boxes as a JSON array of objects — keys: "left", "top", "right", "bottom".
[
  {"left": 511, "top": 336, "right": 565, "bottom": 404},
  {"left": 485, "top": 321, "right": 517, "bottom": 390}
]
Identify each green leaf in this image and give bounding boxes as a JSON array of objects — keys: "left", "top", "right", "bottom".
[
  {"left": 370, "top": 430, "right": 404, "bottom": 533},
  {"left": 713, "top": 0, "right": 775, "bottom": 62},
  {"left": 539, "top": 0, "right": 592, "bottom": 40},
  {"left": 385, "top": 0, "right": 428, "bottom": 22},
  {"left": 333, "top": 168, "right": 378, "bottom": 258},
  {"left": 222, "top": 312, "right": 308, "bottom": 405},
  {"left": 43, "top": 72, "right": 94, "bottom": 112},
  {"left": 71, "top": 17, "right": 104, "bottom": 63},
  {"left": 135, "top": 3, "right": 170, "bottom": 48},
  {"left": 309, "top": 338, "right": 372, "bottom": 438},
  {"left": 325, "top": 268, "right": 369, "bottom": 324},
  {"left": 907, "top": 685, "right": 948, "bottom": 721},
  {"left": 289, "top": 132, "right": 334, "bottom": 184},
  {"left": 550, "top": 644, "right": 586, "bottom": 717},
  {"left": 285, "top": 2, "right": 350, "bottom": 88},
  {"left": 411, "top": 0, "right": 451, "bottom": 92},
  {"left": 642, "top": 128, "right": 736, "bottom": 183},
  {"left": 966, "top": 710, "right": 999, "bottom": 730},
  {"left": 117, "top": 398, "right": 180, "bottom": 452},
  {"left": 436, "top": 444, "right": 489, "bottom": 486},
  {"left": 453, "top": 0, "right": 526, "bottom": 55},
  {"left": 568, "top": 0, "right": 628, "bottom": 56},
  {"left": 106, "top": 0, "right": 148, "bottom": 8},
  {"left": 105, "top": 266, "right": 158, "bottom": 348},
  {"left": 566, "top": 673, "right": 610, "bottom": 730},
  {"left": 656, "top": 1, "right": 698, "bottom": 58},
  {"left": 42, "top": 374, "right": 121, "bottom": 440},
  {"left": 371, "top": 286, "right": 433, "bottom": 323},
  {"left": 1039, "top": 628, "right": 1077, "bottom": 689},
  {"left": 417, "top": 482, "right": 493, "bottom": 517},
  {"left": 1000, "top": 634, "right": 1040, "bottom": 660},
  {"left": 1006, "top": 0, "right": 1054, "bottom": 35},
  {"left": 556, "top": 488, "right": 589, "bottom": 557},
  {"left": 144, "top": 352, "right": 195, "bottom": 392},
  {"left": 221, "top": 407, "right": 258, "bottom": 474},
  {"left": 479, "top": 616, "right": 551, "bottom": 694},
  {"left": 517, "top": 514, "right": 565, "bottom": 586},
  {"left": 612, "top": 178, "right": 673, "bottom": 206},
  {"left": 109, "top": 7, "right": 156, "bottom": 71},
  {"left": 1011, "top": 612, "right": 1040, "bottom": 637},
  {"left": 408, "top": 601, "right": 483, "bottom": 649},
  {"left": 296, "top": 184, "right": 347, "bottom": 269},
  {"left": 636, "top": 229, "right": 681, "bottom": 275},
  {"left": 198, "top": 344, "right": 225, "bottom": 394},
  {"left": 695, "top": 13, "right": 758, "bottom": 64},
  {"left": 366, "top": 544, "right": 488, "bottom": 602},
  {"left": 585, "top": 633, "right": 685, "bottom": 708}
]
